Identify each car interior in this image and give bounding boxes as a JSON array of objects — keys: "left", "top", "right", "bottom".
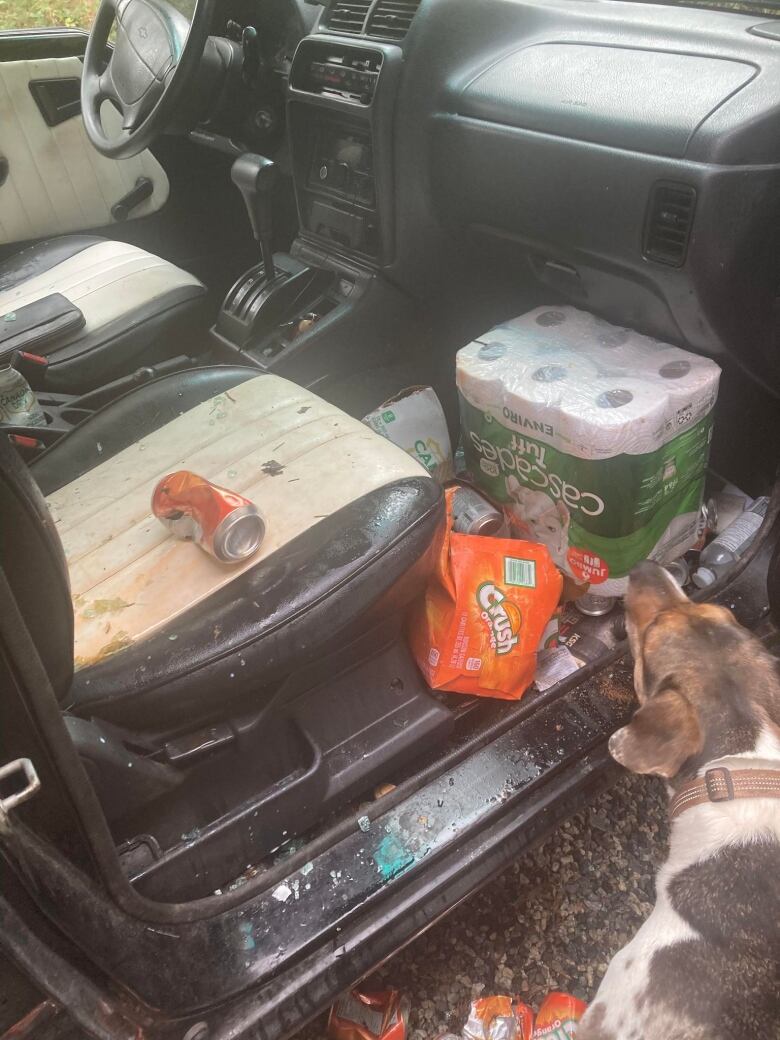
[{"left": 2, "top": 0, "right": 780, "bottom": 913}]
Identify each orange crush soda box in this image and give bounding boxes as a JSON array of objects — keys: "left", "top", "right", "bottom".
[
  {"left": 409, "top": 488, "right": 562, "bottom": 700},
  {"left": 532, "top": 992, "right": 588, "bottom": 1039}
]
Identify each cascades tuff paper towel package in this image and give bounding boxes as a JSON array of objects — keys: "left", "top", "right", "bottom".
[{"left": 457, "top": 306, "right": 721, "bottom": 595}]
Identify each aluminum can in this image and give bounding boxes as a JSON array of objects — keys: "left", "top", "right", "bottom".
[
  {"left": 574, "top": 592, "right": 617, "bottom": 617},
  {"left": 451, "top": 485, "right": 507, "bottom": 536},
  {"left": 152, "top": 470, "right": 265, "bottom": 563}
]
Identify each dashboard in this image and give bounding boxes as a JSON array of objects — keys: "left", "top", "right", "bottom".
[
  {"left": 206, "top": 0, "right": 780, "bottom": 393},
  {"left": 388, "top": 0, "right": 780, "bottom": 394}
]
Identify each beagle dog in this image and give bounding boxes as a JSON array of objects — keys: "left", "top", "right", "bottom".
[{"left": 578, "top": 562, "right": 780, "bottom": 1040}]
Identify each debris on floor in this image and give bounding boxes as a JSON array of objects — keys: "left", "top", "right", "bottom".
[
  {"left": 692, "top": 493, "right": 768, "bottom": 588},
  {"left": 327, "top": 988, "right": 588, "bottom": 1040},
  {"left": 293, "top": 773, "right": 667, "bottom": 1040},
  {"left": 456, "top": 305, "right": 721, "bottom": 596},
  {"left": 435, "top": 995, "right": 534, "bottom": 1040},
  {"left": 532, "top": 992, "right": 588, "bottom": 1038},
  {"left": 328, "top": 988, "right": 410, "bottom": 1040},
  {"left": 450, "top": 485, "right": 508, "bottom": 537},
  {"left": 533, "top": 646, "right": 581, "bottom": 692},
  {"left": 363, "top": 385, "right": 454, "bottom": 483},
  {"left": 374, "top": 782, "right": 397, "bottom": 800},
  {"left": 409, "top": 487, "right": 562, "bottom": 700},
  {"left": 394, "top": 306, "right": 753, "bottom": 705},
  {"left": 712, "top": 482, "right": 750, "bottom": 535},
  {"left": 433, "top": 991, "right": 586, "bottom": 1040}
]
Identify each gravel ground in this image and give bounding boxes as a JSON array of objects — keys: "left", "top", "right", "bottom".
[{"left": 293, "top": 771, "right": 669, "bottom": 1040}]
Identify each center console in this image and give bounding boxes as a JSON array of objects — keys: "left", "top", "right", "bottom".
[
  {"left": 209, "top": 31, "right": 410, "bottom": 388},
  {"left": 287, "top": 36, "right": 403, "bottom": 266}
]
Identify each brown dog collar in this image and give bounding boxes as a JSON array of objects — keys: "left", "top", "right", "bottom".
[{"left": 670, "top": 764, "right": 780, "bottom": 820}]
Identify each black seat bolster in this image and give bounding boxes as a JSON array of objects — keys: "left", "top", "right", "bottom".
[
  {"left": 66, "top": 477, "right": 445, "bottom": 730},
  {"left": 32, "top": 366, "right": 261, "bottom": 495},
  {"left": 42, "top": 286, "right": 209, "bottom": 395},
  {"left": 0, "top": 236, "right": 104, "bottom": 294},
  {"left": 0, "top": 235, "right": 209, "bottom": 395},
  {"left": 0, "top": 435, "right": 74, "bottom": 699}
]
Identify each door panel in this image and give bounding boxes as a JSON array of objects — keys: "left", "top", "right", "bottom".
[{"left": 0, "top": 56, "right": 169, "bottom": 246}]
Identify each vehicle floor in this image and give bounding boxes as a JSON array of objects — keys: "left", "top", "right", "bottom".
[
  {"left": 0, "top": 773, "right": 668, "bottom": 1039},
  {"left": 293, "top": 770, "right": 668, "bottom": 1040}
]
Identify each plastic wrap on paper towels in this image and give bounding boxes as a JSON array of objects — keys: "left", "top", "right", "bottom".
[{"left": 456, "top": 307, "right": 721, "bottom": 595}]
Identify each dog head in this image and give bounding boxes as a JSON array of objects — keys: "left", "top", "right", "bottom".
[{"left": 609, "top": 561, "right": 780, "bottom": 782}]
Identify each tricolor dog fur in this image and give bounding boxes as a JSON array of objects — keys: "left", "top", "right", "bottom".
[{"left": 578, "top": 561, "right": 780, "bottom": 1040}]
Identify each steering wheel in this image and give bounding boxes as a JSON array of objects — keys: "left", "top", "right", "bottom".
[{"left": 81, "top": 0, "right": 215, "bottom": 159}]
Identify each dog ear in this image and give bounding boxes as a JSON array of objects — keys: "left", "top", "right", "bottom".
[
  {"left": 555, "top": 500, "right": 569, "bottom": 525},
  {"left": 608, "top": 685, "right": 702, "bottom": 778},
  {"left": 625, "top": 561, "right": 687, "bottom": 637}
]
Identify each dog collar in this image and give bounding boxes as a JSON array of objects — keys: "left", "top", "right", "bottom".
[{"left": 670, "top": 762, "right": 780, "bottom": 820}]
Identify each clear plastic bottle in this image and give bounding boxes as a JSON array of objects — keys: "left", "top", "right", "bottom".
[
  {"left": 0, "top": 363, "right": 46, "bottom": 427},
  {"left": 693, "top": 496, "right": 770, "bottom": 588}
]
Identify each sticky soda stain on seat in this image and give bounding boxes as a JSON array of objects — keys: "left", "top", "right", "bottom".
[
  {"left": 79, "top": 596, "right": 132, "bottom": 618},
  {"left": 74, "top": 629, "right": 132, "bottom": 669}
]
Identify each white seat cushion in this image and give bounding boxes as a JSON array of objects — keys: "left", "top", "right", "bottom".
[
  {"left": 0, "top": 239, "right": 203, "bottom": 344},
  {"left": 46, "top": 373, "right": 427, "bottom": 669}
]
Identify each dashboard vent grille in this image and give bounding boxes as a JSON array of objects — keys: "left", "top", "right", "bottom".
[
  {"left": 643, "top": 182, "right": 696, "bottom": 267},
  {"left": 326, "top": 0, "right": 371, "bottom": 34},
  {"left": 367, "top": 0, "right": 421, "bottom": 40}
]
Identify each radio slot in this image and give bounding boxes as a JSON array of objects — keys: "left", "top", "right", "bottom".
[
  {"left": 309, "top": 125, "right": 375, "bottom": 208},
  {"left": 290, "top": 41, "right": 384, "bottom": 106}
]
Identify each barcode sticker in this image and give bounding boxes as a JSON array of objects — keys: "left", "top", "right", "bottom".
[{"left": 504, "top": 556, "right": 536, "bottom": 588}]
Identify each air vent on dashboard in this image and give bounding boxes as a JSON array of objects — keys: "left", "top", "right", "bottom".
[
  {"left": 326, "top": 0, "right": 371, "bottom": 35},
  {"left": 367, "top": 0, "right": 421, "bottom": 41},
  {"left": 643, "top": 182, "right": 696, "bottom": 267}
]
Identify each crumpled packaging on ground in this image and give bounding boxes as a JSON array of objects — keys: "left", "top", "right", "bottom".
[
  {"left": 457, "top": 306, "right": 721, "bottom": 595},
  {"left": 327, "top": 988, "right": 409, "bottom": 1040},
  {"left": 533, "top": 992, "right": 588, "bottom": 1038},
  {"left": 435, "top": 992, "right": 587, "bottom": 1040},
  {"left": 363, "top": 386, "right": 454, "bottom": 482},
  {"left": 435, "top": 996, "right": 535, "bottom": 1040},
  {"left": 409, "top": 488, "right": 562, "bottom": 700}
]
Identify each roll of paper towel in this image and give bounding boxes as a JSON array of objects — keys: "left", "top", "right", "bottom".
[{"left": 457, "top": 306, "right": 721, "bottom": 595}]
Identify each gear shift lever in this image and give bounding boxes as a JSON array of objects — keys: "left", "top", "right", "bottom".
[{"left": 231, "top": 153, "right": 277, "bottom": 281}]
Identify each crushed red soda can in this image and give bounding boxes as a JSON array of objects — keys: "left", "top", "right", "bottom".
[
  {"left": 151, "top": 470, "right": 265, "bottom": 564},
  {"left": 532, "top": 992, "right": 588, "bottom": 1039},
  {"left": 327, "top": 988, "right": 409, "bottom": 1040}
]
